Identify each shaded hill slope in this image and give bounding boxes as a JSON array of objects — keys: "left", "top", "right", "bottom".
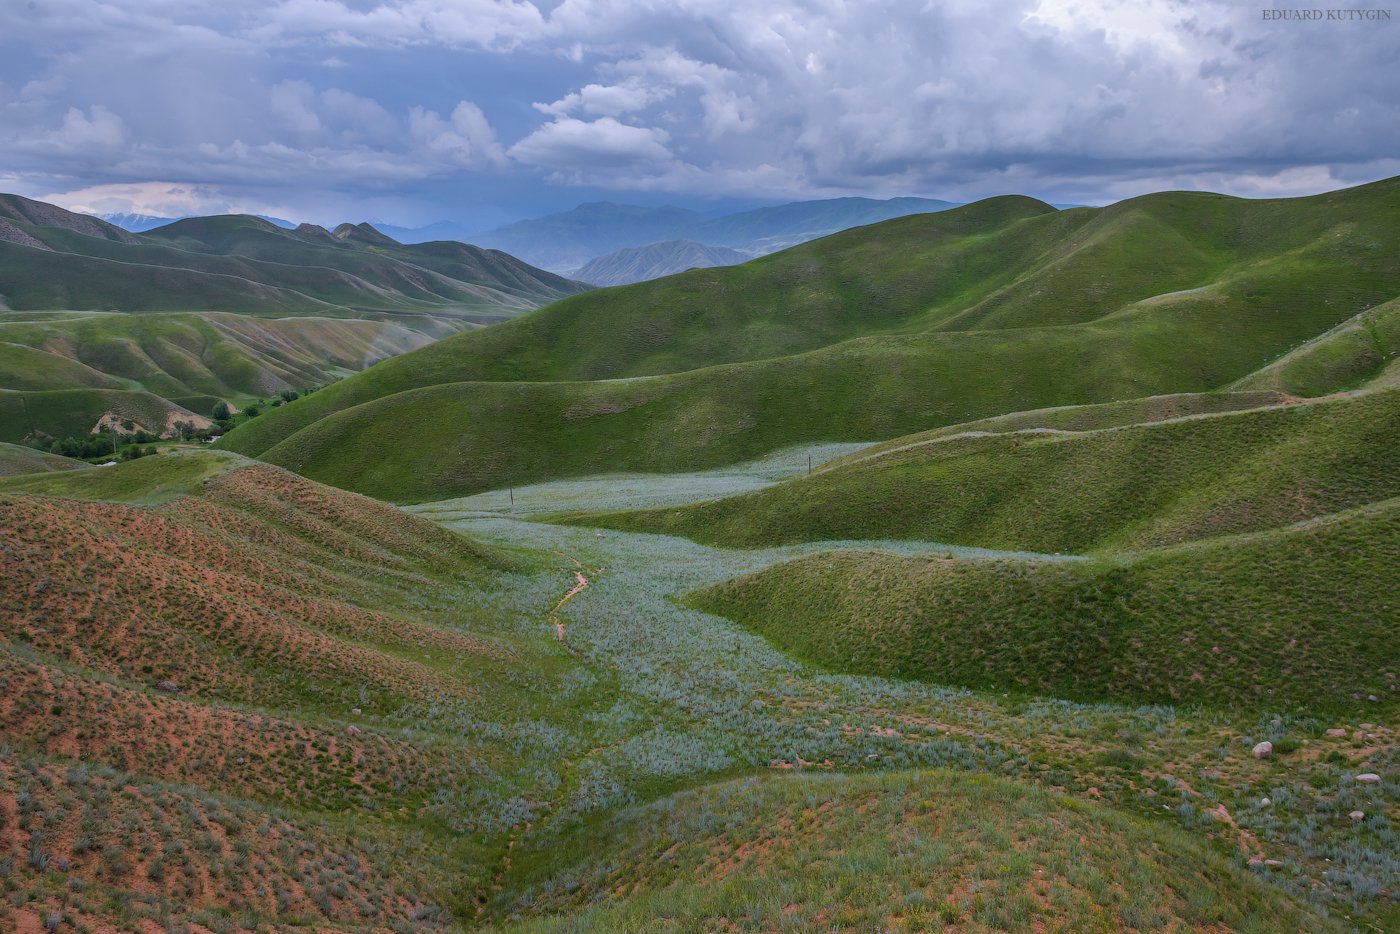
[
  {"left": 691, "top": 498, "right": 1400, "bottom": 713},
  {"left": 574, "top": 239, "right": 750, "bottom": 285},
  {"left": 0, "top": 441, "right": 88, "bottom": 476},
  {"left": 219, "top": 177, "right": 1400, "bottom": 501}
]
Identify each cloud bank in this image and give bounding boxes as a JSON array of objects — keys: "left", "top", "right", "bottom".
[{"left": 1, "top": 0, "right": 1395, "bottom": 222}]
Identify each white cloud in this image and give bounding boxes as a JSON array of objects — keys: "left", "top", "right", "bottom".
[
  {"left": 41, "top": 181, "right": 292, "bottom": 219},
  {"left": 251, "top": 0, "right": 550, "bottom": 50},
  {"left": 509, "top": 117, "right": 675, "bottom": 172},
  {"left": 535, "top": 80, "right": 673, "bottom": 118},
  {"left": 52, "top": 105, "right": 126, "bottom": 150},
  {"left": 408, "top": 102, "right": 507, "bottom": 168}
]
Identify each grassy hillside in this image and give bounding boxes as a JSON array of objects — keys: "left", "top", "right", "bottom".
[
  {"left": 0, "top": 386, "right": 211, "bottom": 446},
  {"left": 220, "top": 177, "right": 1400, "bottom": 502},
  {"left": 0, "top": 308, "right": 438, "bottom": 444},
  {"left": 0, "top": 194, "right": 588, "bottom": 323},
  {"left": 0, "top": 311, "right": 430, "bottom": 393},
  {"left": 690, "top": 498, "right": 1400, "bottom": 712},
  {"left": 488, "top": 770, "right": 1343, "bottom": 932},
  {"left": 576, "top": 388, "right": 1400, "bottom": 553},
  {"left": 1232, "top": 296, "right": 1400, "bottom": 396},
  {"left": 0, "top": 441, "right": 87, "bottom": 477}
]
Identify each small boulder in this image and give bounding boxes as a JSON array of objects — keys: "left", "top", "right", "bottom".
[
  {"left": 154, "top": 680, "right": 179, "bottom": 694},
  {"left": 1252, "top": 741, "right": 1273, "bottom": 759},
  {"left": 1355, "top": 773, "right": 1381, "bottom": 784},
  {"left": 345, "top": 725, "right": 361, "bottom": 737},
  {"left": 1326, "top": 728, "right": 1347, "bottom": 737},
  {"left": 1349, "top": 810, "right": 1365, "bottom": 821},
  {"left": 1259, "top": 797, "right": 1272, "bottom": 808},
  {"left": 350, "top": 707, "right": 362, "bottom": 716}
]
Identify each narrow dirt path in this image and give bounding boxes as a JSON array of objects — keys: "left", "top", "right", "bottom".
[
  {"left": 550, "top": 571, "right": 589, "bottom": 639},
  {"left": 474, "top": 556, "right": 601, "bottom": 921}
]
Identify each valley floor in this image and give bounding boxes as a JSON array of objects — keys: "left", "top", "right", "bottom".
[{"left": 405, "top": 447, "right": 1398, "bottom": 931}]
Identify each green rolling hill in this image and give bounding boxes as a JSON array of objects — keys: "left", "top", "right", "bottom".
[
  {"left": 576, "top": 386, "right": 1400, "bottom": 553},
  {"left": 689, "top": 498, "right": 1400, "bottom": 712},
  {"left": 220, "top": 176, "right": 1400, "bottom": 503},
  {"left": 1231, "top": 296, "right": 1400, "bottom": 396},
  {"left": 0, "top": 194, "right": 591, "bottom": 444}
]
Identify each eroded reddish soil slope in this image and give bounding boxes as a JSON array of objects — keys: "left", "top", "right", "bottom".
[{"left": 0, "top": 457, "right": 523, "bottom": 931}]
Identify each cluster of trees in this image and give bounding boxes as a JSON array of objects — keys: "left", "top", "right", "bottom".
[
  {"left": 212, "top": 387, "right": 310, "bottom": 428},
  {"left": 46, "top": 433, "right": 155, "bottom": 461}
]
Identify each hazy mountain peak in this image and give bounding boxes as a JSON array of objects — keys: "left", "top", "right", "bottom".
[{"left": 574, "top": 239, "right": 751, "bottom": 286}]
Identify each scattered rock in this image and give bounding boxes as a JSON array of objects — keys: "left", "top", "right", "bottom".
[
  {"left": 1252, "top": 740, "right": 1273, "bottom": 759},
  {"left": 1259, "top": 797, "right": 1271, "bottom": 808},
  {"left": 345, "top": 725, "right": 362, "bottom": 737},
  {"left": 350, "top": 707, "right": 362, "bottom": 716},
  {"left": 1264, "top": 859, "right": 1283, "bottom": 867},
  {"left": 1355, "top": 773, "right": 1381, "bottom": 784},
  {"left": 1326, "top": 728, "right": 1347, "bottom": 737},
  {"left": 1360, "top": 723, "right": 1375, "bottom": 730},
  {"left": 1349, "top": 810, "right": 1365, "bottom": 821},
  {"left": 154, "top": 680, "right": 179, "bottom": 694},
  {"left": 1247, "top": 856, "right": 1263, "bottom": 867}
]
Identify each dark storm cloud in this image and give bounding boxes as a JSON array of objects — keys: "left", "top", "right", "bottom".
[{"left": 0, "top": 0, "right": 1396, "bottom": 223}]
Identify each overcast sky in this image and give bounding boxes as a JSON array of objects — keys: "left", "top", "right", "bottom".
[{"left": 1, "top": 0, "right": 1396, "bottom": 227}]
